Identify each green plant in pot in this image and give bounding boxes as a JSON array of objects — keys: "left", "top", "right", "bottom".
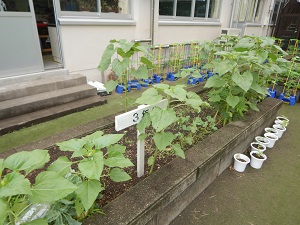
[{"left": 98, "top": 39, "right": 154, "bottom": 111}]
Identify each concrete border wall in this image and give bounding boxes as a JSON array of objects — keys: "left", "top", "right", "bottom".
[{"left": 84, "top": 97, "right": 282, "bottom": 225}]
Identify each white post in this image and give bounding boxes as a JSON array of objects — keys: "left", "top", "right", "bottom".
[{"left": 115, "top": 99, "right": 168, "bottom": 177}]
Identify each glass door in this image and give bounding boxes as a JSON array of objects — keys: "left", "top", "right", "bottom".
[{"left": 0, "top": 0, "right": 44, "bottom": 78}]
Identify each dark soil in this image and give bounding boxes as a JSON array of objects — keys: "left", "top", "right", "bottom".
[
  {"left": 252, "top": 143, "right": 264, "bottom": 149},
  {"left": 237, "top": 158, "right": 247, "bottom": 162},
  {"left": 14, "top": 92, "right": 221, "bottom": 209},
  {"left": 252, "top": 153, "right": 265, "bottom": 159}
]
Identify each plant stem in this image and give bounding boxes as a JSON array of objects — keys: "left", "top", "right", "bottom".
[{"left": 149, "top": 148, "right": 159, "bottom": 175}]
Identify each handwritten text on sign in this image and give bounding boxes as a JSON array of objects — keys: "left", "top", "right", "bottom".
[{"left": 115, "top": 99, "right": 168, "bottom": 131}]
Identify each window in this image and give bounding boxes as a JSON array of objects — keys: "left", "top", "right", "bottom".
[
  {"left": 0, "top": 0, "right": 30, "bottom": 12},
  {"left": 59, "top": 0, "right": 130, "bottom": 17},
  {"left": 270, "top": 0, "right": 283, "bottom": 25},
  {"left": 159, "top": 0, "right": 220, "bottom": 20},
  {"left": 234, "top": 0, "right": 264, "bottom": 23}
]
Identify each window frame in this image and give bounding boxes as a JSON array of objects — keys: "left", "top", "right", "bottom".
[
  {"left": 55, "top": 0, "right": 132, "bottom": 20},
  {"left": 159, "top": 0, "right": 221, "bottom": 22}
]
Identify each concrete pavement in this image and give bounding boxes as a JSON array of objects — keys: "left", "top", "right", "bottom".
[{"left": 170, "top": 103, "right": 300, "bottom": 225}]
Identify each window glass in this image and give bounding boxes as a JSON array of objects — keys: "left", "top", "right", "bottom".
[
  {"left": 247, "top": 0, "right": 256, "bottom": 21},
  {"left": 0, "top": 0, "right": 30, "bottom": 12},
  {"left": 271, "top": 0, "right": 280, "bottom": 24},
  {"left": 176, "top": 0, "right": 192, "bottom": 17},
  {"left": 60, "top": 0, "right": 97, "bottom": 12},
  {"left": 194, "top": 0, "right": 207, "bottom": 18},
  {"left": 254, "top": 0, "right": 263, "bottom": 22},
  {"left": 101, "top": 0, "right": 129, "bottom": 14},
  {"left": 159, "top": 0, "right": 174, "bottom": 16},
  {"left": 208, "top": 0, "right": 220, "bottom": 18}
]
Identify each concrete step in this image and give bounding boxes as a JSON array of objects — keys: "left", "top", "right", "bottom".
[
  {"left": 0, "top": 74, "right": 87, "bottom": 101},
  {"left": 0, "top": 84, "right": 97, "bottom": 120},
  {"left": 0, "top": 95, "right": 107, "bottom": 135}
]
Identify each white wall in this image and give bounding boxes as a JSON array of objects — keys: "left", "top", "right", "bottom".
[
  {"left": 58, "top": 0, "right": 275, "bottom": 82},
  {"left": 157, "top": 25, "right": 221, "bottom": 44}
]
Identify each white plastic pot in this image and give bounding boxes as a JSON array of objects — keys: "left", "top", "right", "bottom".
[
  {"left": 250, "top": 142, "right": 266, "bottom": 152},
  {"left": 274, "top": 119, "right": 289, "bottom": 128},
  {"left": 250, "top": 151, "right": 267, "bottom": 169},
  {"left": 272, "top": 124, "right": 286, "bottom": 138},
  {"left": 264, "top": 132, "right": 279, "bottom": 148},
  {"left": 255, "top": 136, "right": 270, "bottom": 148},
  {"left": 275, "top": 116, "right": 289, "bottom": 127},
  {"left": 264, "top": 127, "right": 279, "bottom": 136},
  {"left": 233, "top": 153, "right": 250, "bottom": 172}
]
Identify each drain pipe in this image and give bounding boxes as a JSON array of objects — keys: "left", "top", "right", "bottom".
[{"left": 150, "top": 0, "right": 155, "bottom": 45}]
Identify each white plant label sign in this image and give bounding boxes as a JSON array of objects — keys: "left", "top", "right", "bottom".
[{"left": 115, "top": 99, "right": 168, "bottom": 177}]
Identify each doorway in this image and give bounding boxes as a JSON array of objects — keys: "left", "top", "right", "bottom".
[{"left": 32, "top": 0, "right": 62, "bottom": 70}]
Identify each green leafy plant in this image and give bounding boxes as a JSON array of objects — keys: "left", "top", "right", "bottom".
[
  {"left": 0, "top": 131, "right": 134, "bottom": 225},
  {"left": 0, "top": 150, "right": 77, "bottom": 224},
  {"left": 135, "top": 84, "right": 210, "bottom": 174},
  {"left": 203, "top": 36, "right": 285, "bottom": 125},
  {"left": 98, "top": 39, "right": 153, "bottom": 111},
  {"left": 53, "top": 131, "right": 133, "bottom": 221}
]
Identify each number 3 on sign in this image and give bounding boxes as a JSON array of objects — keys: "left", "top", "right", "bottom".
[{"left": 132, "top": 113, "right": 139, "bottom": 123}]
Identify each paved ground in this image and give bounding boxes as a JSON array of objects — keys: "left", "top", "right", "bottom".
[{"left": 171, "top": 103, "right": 300, "bottom": 225}]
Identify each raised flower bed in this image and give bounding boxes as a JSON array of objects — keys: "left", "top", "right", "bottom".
[{"left": 84, "top": 97, "right": 282, "bottom": 225}]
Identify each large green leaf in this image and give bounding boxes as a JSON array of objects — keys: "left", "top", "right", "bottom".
[
  {"left": 140, "top": 56, "right": 153, "bottom": 68},
  {"left": 256, "top": 50, "right": 268, "bottom": 64},
  {"left": 75, "top": 180, "right": 104, "bottom": 212},
  {"left": 78, "top": 151, "right": 104, "bottom": 180},
  {"left": 153, "top": 132, "right": 176, "bottom": 150},
  {"left": 107, "top": 144, "right": 126, "bottom": 157},
  {"left": 232, "top": 71, "right": 253, "bottom": 92},
  {"left": 30, "top": 171, "right": 77, "bottom": 203},
  {"left": 104, "top": 155, "right": 134, "bottom": 168},
  {"left": 248, "top": 102, "right": 259, "bottom": 111},
  {"left": 172, "top": 144, "right": 185, "bottom": 159},
  {"left": 0, "top": 199, "right": 8, "bottom": 225},
  {"left": 98, "top": 43, "right": 115, "bottom": 71},
  {"left": 112, "top": 57, "right": 130, "bottom": 77},
  {"left": 131, "top": 65, "right": 149, "bottom": 79},
  {"left": 209, "top": 94, "right": 221, "bottom": 102},
  {"left": 93, "top": 134, "right": 124, "bottom": 149},
  {"left": 82, "top": 131, "right": 104, "bottom": 143},
  {"left": 226, "top": 95, "right": 240, "bottom": 108},
  {"left": 204, "top": 75, "right": 225, "bottom": 88},
  {"left": 47, "top": 156, "right": 72, "bottom": 177},
  {"left": 119, "top": 39, "right": 135, "bottom": 53},
  {"left": 250, "top": 82, "right": 265, "bottom": 95},
  {"left": 0, "top": 172, "right": 31, "bottom": 198},
  {"left": 234, "top": 37, "right": 255, "bottom": 51},
  {"left": 149, "top": 107, "right": 177, "bottom": 132},
  {"left": 164, "top": 85, "right": 187, "bottom": 101},
  {"left": 214, "top": 60, "right": 236, "bottom": 76},
  {"left": 104, "top": 80, "right": 119, "bottom": 93},
  {"left": 135, "top": 88, "right": 162, "bottom": 105},
  {"left": 4, "top": 150, "right": 50, "bottom": 174},
  {"left": 109, "top": 168, "right": 131, "bottom": 182},
  {"left": 57, "top": 139, "right": 85, "bottom": 152}
]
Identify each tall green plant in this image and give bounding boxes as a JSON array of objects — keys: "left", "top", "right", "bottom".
[
  {"left": 135, "top": 84, "right": 210, "bottom": 174},
  {"left": 98, "top": 39, "right": 153, "bottom": 111},
  {"left": 204, "top": 36, "right": 286, "bottom": 125}
]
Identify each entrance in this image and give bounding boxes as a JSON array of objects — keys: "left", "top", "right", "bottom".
[
  {"left": 32, "top": 0, "right": 62, "bottom": 70},
  {"left": 0, "top": 0, "right": 62, "bottom": 80}
]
